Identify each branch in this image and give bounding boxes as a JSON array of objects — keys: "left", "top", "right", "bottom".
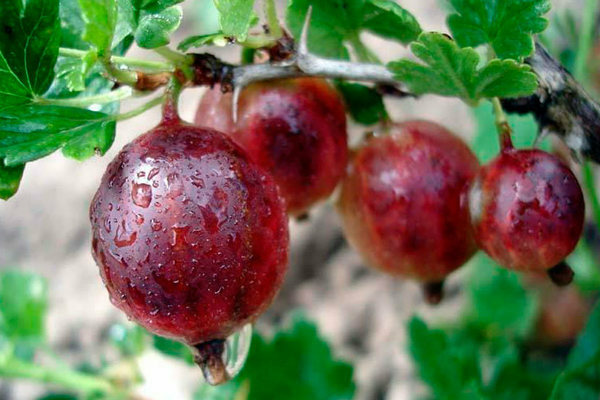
[
  {"left": 190, "top": 7, "right": 404, "bottom": 121},
  {"left": 502, "top": 42, "right": 600, "bottom": 163}
]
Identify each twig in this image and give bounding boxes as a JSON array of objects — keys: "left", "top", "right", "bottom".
[{"left": 502, "top": 42, "right": 600, "bottom": 163}]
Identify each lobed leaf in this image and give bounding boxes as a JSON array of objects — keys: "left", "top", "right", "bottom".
[
  {"left": 362, "top": 0, "right": 421, "bottom": 44},
  {"left": 78, "top": 0, "right": 118, "bottom": 55},
  {"left": 447, "top": 0, "right": 551, "bottom": 60},
  {"left": 135, "top": 5, "right": 183, "bottom": 48},
  {"left": 389, "top": 33, "right": 538, "bottom": 104}
]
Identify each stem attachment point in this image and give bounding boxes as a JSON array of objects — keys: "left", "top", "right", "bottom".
[
  {"left": 547, "top": 261, "right": 575, "bottom": 287},
  {"left": 422, "top": 280, "right": 445, "bottom": 305},
  {"left": 192, "top": 340, "right": 230, "bottom": 386}
]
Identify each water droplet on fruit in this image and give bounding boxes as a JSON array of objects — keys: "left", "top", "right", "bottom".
[
  {"left": 114, "top": 220, "right": 138, "bottom": 248},
  {"left": 223, "top": 323, "right": 252, "bottom": 379},
  {"left": 132, "top": 183, "right": 152, "bottom": 208},
  {"left": 151, "top": 219, "right": 163, "bottom": 232}
]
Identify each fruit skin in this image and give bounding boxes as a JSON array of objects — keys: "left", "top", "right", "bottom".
[
  {"left": 90, "top": 121, "right": 289, "bottom": 345},
  {"left": 195, "top": 78, "right": 348, "bottom": 216},
  {"left": 337, "top": 121, "right": 480, "bottom": 282},
  {"left": 470, "top": 148, "right": 584, "bottom": 272}
]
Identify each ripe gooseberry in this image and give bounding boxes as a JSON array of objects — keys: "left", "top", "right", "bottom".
[
  {"left": 336, "top": 121, "right": 480, "bottom": 303},
  {"left": 195, "top": 78, "right": 348, "bottom": 217},
  {"left": 469, "top": 147, "right": 585, "bottom": 285},
  {"left": 90, "top": 119, "right": 289, "bottom": 384}
]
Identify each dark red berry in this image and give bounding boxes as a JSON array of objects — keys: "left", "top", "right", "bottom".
[
  {"left": 195, "top": 78, "right": 348, "bottom": 216},
  {"left": 470, "top": 148, "right": 584, "bottom": 277},
  {"left": 337, "top": 121, "right": 480, "bottom": 299},
  {"left": 90, "top": 121, "right": 289, "bottom": 347}
]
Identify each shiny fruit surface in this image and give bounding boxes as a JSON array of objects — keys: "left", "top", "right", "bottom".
[
  {"left": 337, "top": 121, "right": 480, "bottom": 282},
  {"left": 90, "top": 121, "right": 289, "bottom": 345},
  {"left": 470, "top": 148, "right": 584, "bottom": 272},
  {"left": 195, "top": 78, "right": 348, "bottom": 216}
]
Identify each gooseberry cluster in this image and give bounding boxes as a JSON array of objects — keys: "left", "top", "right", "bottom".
[{"left": 90, "top": 77, "right": 585, "bottom": 384}]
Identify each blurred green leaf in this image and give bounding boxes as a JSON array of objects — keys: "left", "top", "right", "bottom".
[
  {"left": 465, "top": 253, "right": 539, "bottom": 339},
  {"left": 36, "top": 394, "right": 78, "bottom": 400},
  {"left": 550, "top": 301, "right": 600, "bottom": 399},
  {"left": 447, "top": 0, "right": 550, "bottom": 60},
  {"left": 361, "top": 0, "right": 421, "bottom": 44},
  {"left": 0, "top": 163, "right": 25, "bottom": 200},
  {"left": 389, "top": 33, "right": 538, "bottom": 105},
  {"left": 198, "top": 315, "right": 355, "bottom": 400},
  {"left": 152, "top": 335, "right": 194, "bottom": 364},
  {"left": 0, "top": 270, "right": 47, "bottom": 343},
  {"left": 335, "top": 82, "right": 388, "bottom": 125},
  {"left": 109, "top": 324, "right": 147, "bottom": 357},
  {"left": 409, "top": 318, "right": 483, "bottom": 399}
]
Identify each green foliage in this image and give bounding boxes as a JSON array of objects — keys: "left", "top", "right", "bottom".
[
  {"left": 447, "top": 0, "right": 551, "bottom": 60},
  {"left": 550, "top": 302, "right": 600, "bottom": 399},
  {"left": 152, "top": 335, "right": 194, "bottom": 364},
  {"left": 109, "top": 324, "right": 147, "bottom": 357},
  {"left": 213, "top": 0, "right": 256, "bottom": 41},
  {"left": 178, "top": 33, "right": 229, "bottom": 52},
  {"left": 196, "top": 315, "right": 355, "bottom": 400},
  {"left": 78, "top": 0, "right": 117, "bottom": 54},
  {"left": 286, "top": 0, "right": 420, "bottom": 59},
  {"left": 0, "top": 164, "right": 25, "bottom": 200},
  {"left": 389, "top": 33, "right": 538, "bottom": 105},
  {"left": 0, "top": 0, "right": 61, "bottom": 107},
  {"left": 335, "top": 82, "right": 388, "bottom": 125},
  {"left": 0, "top": 105, "right": 116, "bottom": 165}
]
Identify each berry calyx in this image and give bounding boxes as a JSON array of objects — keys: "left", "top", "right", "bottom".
[
  {"left": 195, "top": 78, "right": 348, "bottom": 216},
  {"left": 337, "top": 121, "right": 480, "bottom": 303},
  {"left": 470, "top": 147, "right": 584, "bottom": 284},
  {"left": 90, "top": 120, "right": 289, "bottom": 383}
]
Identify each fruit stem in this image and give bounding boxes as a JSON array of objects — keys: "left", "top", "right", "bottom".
[
  {"left": 547, "top": 261, "right": 575, "bottom": 287},
  {"left": 161, "top": 77, "right": 183, "bottom": 124},
  {"left": 192, "top": 339, "right": 230, "bottom": 386},
  {"left": 491, "top": 97, "right": 513, "bottom": 150},
  {"left": 422, "top": 281, "right": 445, "bottom": 305},
  {"left": 115, "top": 95, "right": 165, "bottom": 121}
]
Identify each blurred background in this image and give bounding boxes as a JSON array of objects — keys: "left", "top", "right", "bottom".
[{"left": 0, "top": 0, "right": 597, "bottom": 399}]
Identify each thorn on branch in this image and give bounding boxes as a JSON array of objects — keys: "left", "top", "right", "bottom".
[{"left": 502, "top": 42, "right": 600, "bottom": 164}]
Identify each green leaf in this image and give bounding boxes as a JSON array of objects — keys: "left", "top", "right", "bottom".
[
  {"left": 448, "top": 0, "right": 551, "bottom": 60},
  {"left": 78, "top": 0, "right": 117, "bottom": 54},
  {"left": 361, "top": 0, "right": 421, "bottom": 44},
  {"left": 213, "top": 0, "right": 255, "bottom": 41},
  {"left": 388, "top": 33, "right": 538, "bottom": 104},
  {"left": 109, "top": 324, "right": 147, "bottom": 356},
  {"left": 135, "top": 5, "right": 183, "bottom": 48},
  {"left": 286, "top": 0, "right": 353, "bottom": 59},
  {"left": 198, "top": 315, "right": 355, "bottom": 400},
  {"left": 550, "top": 301, "right": 600, "bottom": 399},
  {"left": 0, "top": 163, "right": 25, "bottom": 200},
  {"left": 0, "top": 105, "right": 116, "bottom": 165},
  {"left": 408, "top": 317, "right": 483, "bottom": 399},
  {"left": 152, "top": 335, "right": 194, "bottom": 364},
  {"left": 59, "top": 0, "right": 89, "bottom": 49},
  {"left": 335, "top": 82, "right": 387, "bottom": 125},
  {"left": 178, "top": 33, "right": 230, "bottom": 51},
  {"left": 0, "top": 270, "right": 47, "bottom": 342},
  {"left": 0, "top": 0, "right": 61, "bottom": 104},
  {"left": 465, "top": 253, "right": 539, "bottom": 339},
  {"left": 286, "top": 0, "right": 420, "bottom": 60}
]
